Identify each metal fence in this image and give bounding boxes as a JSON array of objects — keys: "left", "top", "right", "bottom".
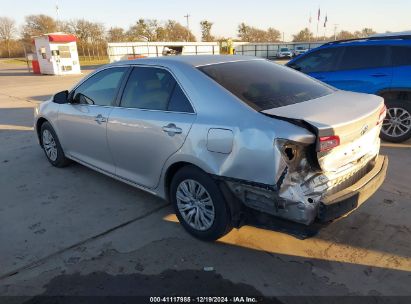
[{"left": 234, "top": 41, "right": 327, "bottom": 58}]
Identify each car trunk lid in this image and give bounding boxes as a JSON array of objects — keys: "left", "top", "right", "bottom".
[{"left": 262, "top": 90, "right": 385, "bottom": 172}]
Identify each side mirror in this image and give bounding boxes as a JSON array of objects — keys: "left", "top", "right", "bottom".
[{"left": 53, "top": 90, "right": 69, "bottom": 104}]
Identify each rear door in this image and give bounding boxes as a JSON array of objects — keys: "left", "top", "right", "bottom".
[
  {"left": 328, "top": 45, "right": 393, "bottom": 93},
  {"left": 391, "top": 45, "right": 411, "bottom": 89},
  {"left": 107, "top": 66, "right": 196, "bottom": 189}
]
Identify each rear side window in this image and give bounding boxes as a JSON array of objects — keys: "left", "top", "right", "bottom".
[
  {"left": 392, "top": 46, "right": 411, "bottom": 66},
  {"left": 338, "top": 46, "right": 389, "bottom": 70},
  {"left": 168, "top": 85, "right": 194, "bottom": 113},
  {"left": 199, "top": 60, "right": 334, "bottom": 111},
  {"left": 289, "top": 47, "right": 341, "bottom": 73}
]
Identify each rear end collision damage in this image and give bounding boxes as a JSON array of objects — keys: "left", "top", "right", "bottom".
[
  {"left": 222, "top": 106, "right": 388, "bottom": 226},
  {"left": 223, "top": 137, "right": 387, "bottom": 226}
]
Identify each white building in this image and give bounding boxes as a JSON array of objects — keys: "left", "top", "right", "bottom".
[
  {"left": 33, "top": 32, "right": 81, "bottom": 75},
  {"left": 107, "top": 42, "right": 220, "bottom": 63}
]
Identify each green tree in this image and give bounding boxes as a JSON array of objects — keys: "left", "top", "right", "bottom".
[{"left": 200, "top": 20, "right": 214, "bottom": 42}]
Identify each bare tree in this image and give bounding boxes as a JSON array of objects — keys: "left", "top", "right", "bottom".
[
  {"left": 107, "top": 27, "right": 126, "bottom": 42},
  {"left": 266, "top": 27, "right": 281, "bottom": 42},
  {"left": 336, "top": 30, "right": 356, "bottom": 40},
  {"left": 22, "top": 14, "right": 57, "bottom": 39},
  {"left": 200, "top": 20, "right": 214, "bottom": 42},
  {"left": 238, "top": 23, "right": 281, "bottom": 42},
  {"left": 0, "top": 17, "right": 17, "bottom": 57},
  {"left": 292, "top": 28, "right": 314, "bottom": 42}
]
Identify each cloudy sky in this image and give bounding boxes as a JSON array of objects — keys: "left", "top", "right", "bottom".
[{"left": 1, "top": 0, "right": 409, "bottom": 40}]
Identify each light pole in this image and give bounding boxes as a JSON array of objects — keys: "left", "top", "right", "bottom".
[{"left": 184, "top": 14, "right": 191, "bottom": 42}]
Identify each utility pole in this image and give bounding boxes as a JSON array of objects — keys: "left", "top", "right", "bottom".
[
  {"left": 184, "top": 13, "right": 191, "bottom": 42},
  {"left": 55, "top": 1, "right": 60, "bottom": 23}
]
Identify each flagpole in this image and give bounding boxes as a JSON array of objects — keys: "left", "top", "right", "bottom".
[{"left": 316, "top": 6, "right": 320, "bottom": 40}]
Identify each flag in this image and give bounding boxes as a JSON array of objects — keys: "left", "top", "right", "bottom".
[
  {"left": 324, "top": 15, "right": 328, "bottom": 27},
  {"left": 318, "top": 8, "right": 321, "bottom": 21}
]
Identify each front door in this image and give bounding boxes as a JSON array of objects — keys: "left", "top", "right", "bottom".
[
  {"left": 107, "top": 66, "right": 196, "bottom": 188},
  {"left": 58, "top": 66, "right": 129, "bottom": 173}
]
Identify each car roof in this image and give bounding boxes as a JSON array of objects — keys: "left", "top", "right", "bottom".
[
  {"left": 110, "top": 55, "right": 263, "bottom": 68},
  {"left": 320, "top": 34, "right": 411, "bottom": 49}
]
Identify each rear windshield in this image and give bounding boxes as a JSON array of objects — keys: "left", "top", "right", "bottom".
[{"left": 199, "top": 60, "right": 334, "bottom": 111}]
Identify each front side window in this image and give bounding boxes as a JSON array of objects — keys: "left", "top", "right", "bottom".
[
  {"left": 73, "top": 67, "right": 127, "bottom": 106},
  {"left": 290, "top": 47, "right": 341, "bottom": 73},
  {"left": 391, "top": 46, "right": 411, "bottom": 66},
  {"left": 120, "top": 67, "right": 193, "bottom": 112},
  {"left": 199, "top": 60, "right": 334, "bottom": 111},
  {"left": 338, "top": 45, "right": 389, "bottom": 70}
]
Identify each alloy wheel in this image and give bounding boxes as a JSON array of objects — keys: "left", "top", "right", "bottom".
[
  {"left": 176, "top": 179, "right": 215, "bottom": 231},
  {"left": 381, "top": 107, "right": 411, "bottom": 138},
  {"left": 42, "top": 129, "right": 58, "bottom": 161}
]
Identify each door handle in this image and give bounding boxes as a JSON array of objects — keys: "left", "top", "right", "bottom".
[
  {"left": 94, "top": 114, "right": 107, "bottom": 124},
  {"left": 371, "top": 73, "right": 388, "bottom": 77},
  {"left": 162, "top": 123, "right": 182, "bottom": 135}
]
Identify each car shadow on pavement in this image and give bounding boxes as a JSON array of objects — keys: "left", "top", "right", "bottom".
[{"left": 22, "top": 270, "right": 276, "bottom": 303}]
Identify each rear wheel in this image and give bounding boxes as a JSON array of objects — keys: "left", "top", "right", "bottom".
[
  {"left": 170, "top": 166, "right": 232, "bottom": 241},
  {"left": 40, "top": 122, "right": 71, "bottom": 167},
  {"left": 380, "top": 101, "right": 411, "bottom": 143}
]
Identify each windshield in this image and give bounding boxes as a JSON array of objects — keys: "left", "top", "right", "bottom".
[
  {"left": 280, "top": 48, "right": 289, "bottom": 52},
  {"left": 199, "top": 60, "right": 335, "bottom": 111}
]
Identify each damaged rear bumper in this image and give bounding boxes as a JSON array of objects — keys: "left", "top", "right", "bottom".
[
  {"left": 318, "top": 155, "right": 388, "bottom": 222},
  {"left": 222, "top": 155, "right": 388, "bottom": 226}
]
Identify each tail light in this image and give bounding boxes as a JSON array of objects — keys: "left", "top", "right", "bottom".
[
  {"left": 377, "top": 104, "right": 387, "bottom": 125},
  {"left": 319, "top": 136, "right": 340, "bottom": 152}
]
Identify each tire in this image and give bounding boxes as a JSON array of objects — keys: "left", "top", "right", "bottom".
[
  {"left": 170, "top": 166, "right": 232, "bottom": 241},
  {"left": 380, "top": 100, "right": 411, "bottom": 143},
  {"left": 40, "top": 121, "right": 71, "bottom": 167}
]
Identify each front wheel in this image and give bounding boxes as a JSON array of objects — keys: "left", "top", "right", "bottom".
[
  {"left": 40, "top": 122, "right": 71, "bottom": 167},
  {"left": 170, "top": 166, "right": 232, "bottom": 241},
  {"left": 380, "top": 101, "right": 411, "bottom": 143}
]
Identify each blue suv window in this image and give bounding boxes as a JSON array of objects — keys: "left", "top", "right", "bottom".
[
  {"left": 392, "top": 46, "right": 411, "bottom": 66},
  {"left": 289, "top": 47, "right": 341, "bottom": 73},
  {"left": 338, "top": 46, "right": 390, "bottom": 70}
]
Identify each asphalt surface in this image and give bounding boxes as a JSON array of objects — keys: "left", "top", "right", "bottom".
[{"left": 0, "top": 62, "right": 410, "bottom": 303}]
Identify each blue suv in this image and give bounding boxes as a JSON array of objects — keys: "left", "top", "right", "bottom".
[{"left": 287, "top": 34, "right": 411, "bottom": 143}]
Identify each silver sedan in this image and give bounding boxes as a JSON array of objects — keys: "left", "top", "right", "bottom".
[{"left": 35, "top": 55, "right": 388, "bottom": 241}]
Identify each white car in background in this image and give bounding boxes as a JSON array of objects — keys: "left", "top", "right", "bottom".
[
  {"left": 293, "top": 46, "right": 308, "bottom": 57},
  {"left": 277, "top": 47, "right": 293, "bottom": 59}
]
